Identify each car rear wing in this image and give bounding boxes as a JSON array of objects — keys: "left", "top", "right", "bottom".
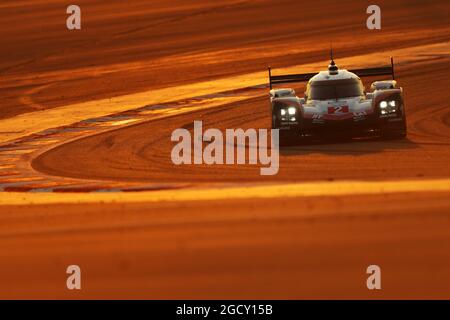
[
  {"left": 349, "top": 57, "right": 395, "bottom": 80},
  {"left": 268, "top": 57, "right": 395, "bottom": 89}
]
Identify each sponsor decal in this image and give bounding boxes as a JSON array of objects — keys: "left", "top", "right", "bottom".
[{"left": 353, "top": 111, "right": 367, "bottom": 121}]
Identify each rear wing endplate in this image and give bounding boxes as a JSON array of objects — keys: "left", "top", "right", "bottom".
[{"left": 268, "top": 57, "right": 395, "bottom": 89}]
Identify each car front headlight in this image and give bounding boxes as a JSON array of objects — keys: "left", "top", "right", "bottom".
[
  {"left": 288, "top": 107, "right": 296, "bottom": 115},
  {"left": 280, "top": 109, "right": 286, "bottom": 116},
  {"left": 380, "top": 101, "right": 388, "bottom": 109},
  {"left": 380, "top": 100, "right": 398, "bottom": 115}
]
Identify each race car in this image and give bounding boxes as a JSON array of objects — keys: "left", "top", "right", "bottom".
[{"left": 269, "top": 54, "right": 407, "bottom": 145}]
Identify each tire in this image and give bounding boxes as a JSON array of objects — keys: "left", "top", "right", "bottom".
[
  {"left": 279, "top": 129, "right": 301, "bottom": 146},
  {"left": 380, "top": 119, "right": 407, "bottom": 140},
  {"left": 381, "top": 129, "right": 407, "bottom": 139}
]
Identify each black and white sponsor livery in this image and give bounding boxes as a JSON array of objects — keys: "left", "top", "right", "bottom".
[{"left": 269, "top": 52, "right": 407, "bottom": 144}]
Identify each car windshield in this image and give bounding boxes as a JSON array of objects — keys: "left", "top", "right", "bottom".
[{"left": 308, "top": 78, "right": 363, "bottom": 100}]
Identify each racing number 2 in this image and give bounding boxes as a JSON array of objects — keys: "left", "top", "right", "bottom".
[{"left": 328, "top": 106, "right": 349, "bottom": 114}]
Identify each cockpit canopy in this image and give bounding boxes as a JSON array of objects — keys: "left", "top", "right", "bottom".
[{"left": 306, "top": 78, "right": 364, "bottom": 101}]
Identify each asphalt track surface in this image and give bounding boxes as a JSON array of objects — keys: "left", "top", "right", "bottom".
[{"left": 0, "top": 0, "right": 450, "bottom": 299}]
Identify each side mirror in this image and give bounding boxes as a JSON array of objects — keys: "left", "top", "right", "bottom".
[{"left": 299, "top": 97, "right": 306, "bottom": 104}]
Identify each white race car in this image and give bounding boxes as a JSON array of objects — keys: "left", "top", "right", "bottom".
[{"left": 269, "top": 55, "right": 407, "bottom": 144}]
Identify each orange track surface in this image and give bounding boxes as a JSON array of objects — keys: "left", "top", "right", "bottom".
[{"left": 0, "top": 0, "right": 450, "bottom": 299}]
